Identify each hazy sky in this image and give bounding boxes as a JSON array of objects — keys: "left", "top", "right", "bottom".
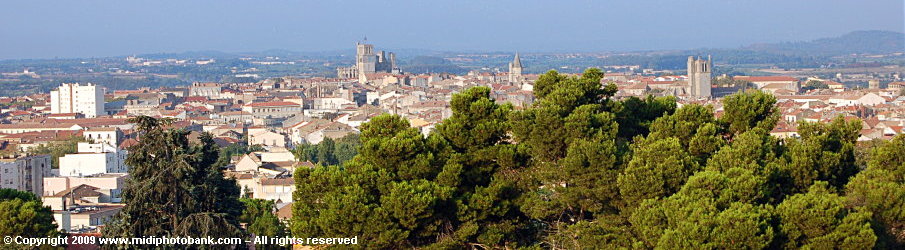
[{"left": 1, "top": 0, "right": 902, "bottom": 59}]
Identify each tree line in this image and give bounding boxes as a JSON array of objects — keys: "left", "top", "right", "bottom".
[{"left": 293, "top": 68, "right": 904, "bottom": 249}]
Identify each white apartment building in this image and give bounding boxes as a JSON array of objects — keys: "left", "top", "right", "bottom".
[
  {"left": 0, "top": 155, "right": 51, "bottom": 196},
  {"left": 83, "top": 127, "right": 123, "bottom": 147},
  {"left": 59, "top": 143, "right": 128, "bottom": 177},
  {"left": 50, "top": 83, "right": 105, "bottom": 118}
]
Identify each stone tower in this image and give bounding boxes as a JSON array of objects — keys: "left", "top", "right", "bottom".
[
  {"left": 687, "top": 56, "right": 712, "bottom": 97},
  {"left": 508, "top": 52, "right": 523, "bottom": 83},
  {"left": 356, "top": 42, "right": 377, "bottom": 76},
  {"left": 868, "top": 79, "right": 880, "bottom": 89}
]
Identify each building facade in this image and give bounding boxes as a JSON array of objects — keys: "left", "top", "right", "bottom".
[
  {"left": 241, "top": 101, "right": 303, "bottom": 119},
  {"left": 189, "top": 82, "right": 222, "bottom": 98},
  {"left": 50, "top": 83, "right": 105, "bottom": 118},
  {"left": 0, "top": 155, "right": 51, "bottom": 196},
  {"left": 43, "top": 173, "right": 128, "bottom": 202},
  {"left": 83, "top": 127, "right": 123, "bottom": 147}
]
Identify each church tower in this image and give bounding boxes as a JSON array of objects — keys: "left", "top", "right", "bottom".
[
  {"left": 356, "top": 42, "right": 377, "bottom": 75},
  {"left": 508, "top": 52, "right": 523, "bottom": 83},
  {"left": 687, "top": 55, "right": 712, "bottom": 97},
  {"left": 339, "top": 38, "right": 401, "bottom": 81}
]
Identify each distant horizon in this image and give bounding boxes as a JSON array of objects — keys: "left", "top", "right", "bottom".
[
  {"left": 0, "top": 29, "right": 901, "bottom": 62},
  {"left": 1, "top": 0, "right": 902, "bottom": 60}
]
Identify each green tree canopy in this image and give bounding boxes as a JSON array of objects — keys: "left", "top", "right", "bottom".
[
  {"left": 803, "top": 80, "right": 830, "bottom": 90},
  {"left": 618, "top": 137, "right": 700, "bottom": 209},
  {"left": 26, "top": 136, "right": 86, "bottom": 169},
  {"left": 292, "top": 134, "right": 361, "bottom": 166},
  {"left": 613, "top": 95, "right": 676, "bottom": 139},
  {"left": 0, "top": 189, "right": 57, "bottom": 238},
  {"left": 777, "top": 182, "right": 876, "bottom": 249},
  {"left": 783, "top": 116, "right": 861, "bottom": 193},
  {"left": 628, "top": 168, "right": 774, "bottom": 249},
  {"left": 240, "top": 198, "right": 287, "bottom": 245},
  {"left": 509, "top": 69, "right": 631, "bottom": 248},
  {"left": 293, "top": 114, "right": 454, "bottom": 248},
  {"left": 846, "top": 134, "right": 905, "bottom": 247},
  {"left": 104, "top": 116, "right": 244, "bottom": 243},
  {"left": 721, "top": 89, "right": 779, "bottom": 135}
]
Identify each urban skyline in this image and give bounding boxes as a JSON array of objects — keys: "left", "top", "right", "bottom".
[
  {"left": 1, "top": 0, "right": 903, "bottom": 59},
  {"left": 1, "top": 1, "right": 904, "bottom": 249}
]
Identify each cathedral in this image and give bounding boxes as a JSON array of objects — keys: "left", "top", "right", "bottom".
[{"left": 337, "top": 40, "right": 400, "bottom": 83}]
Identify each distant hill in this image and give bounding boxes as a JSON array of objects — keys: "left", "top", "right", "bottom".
[
  {"left": 743, "top": 30, "right": 904, "bottom": 56},
  {"left": 138, "top": 50, "right": 239, "bottom": 59}
]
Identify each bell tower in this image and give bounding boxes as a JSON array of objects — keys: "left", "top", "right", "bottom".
[
  {"left": 508, "top": 52, "right": 523, "bottom": 83},
  {"left": 687, "top": 55, "right": 712, "bottom": 97}
]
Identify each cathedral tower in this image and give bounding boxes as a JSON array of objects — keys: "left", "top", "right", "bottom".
[
  {"left": 687, "top": 55, "right": 712, "bottom": 97},
  {"left": 356, "top": 42, "right": 377, "bottom": 75}
]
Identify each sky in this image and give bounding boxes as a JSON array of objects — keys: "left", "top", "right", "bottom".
[{"left": 0, "top": 0, "right": 903, "bottom": 59}]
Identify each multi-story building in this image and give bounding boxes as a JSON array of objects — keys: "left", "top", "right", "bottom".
[
  {"left": 83, "top": 127, "right": 123, "bottom": 147},
  {"left": 58, "top": 143, "right": 128, "bottom": 177},
  {"left": 189, "top": 82, "right": 222, "bottom": 98},
  {"left": 0, "top": 154, "right": 51, "bottom": 196},
  {"left": 50, "top": 83, "right": 105, "bottom": 118},
  {"left": 241, "top": 101, "right": 303, "bottom": 119}
]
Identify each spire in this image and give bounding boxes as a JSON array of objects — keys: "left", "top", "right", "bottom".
[{"left": 512, "top": 52, "right": 522, "bottom": 68}]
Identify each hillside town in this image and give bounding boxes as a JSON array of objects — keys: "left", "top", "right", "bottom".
[{"left": 0, "top": 41, "right": 904, "bottom": 234}]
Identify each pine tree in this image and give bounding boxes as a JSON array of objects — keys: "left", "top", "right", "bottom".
[
  {"left": 103, "top": 116, "right": 244, "bottom": 244},
  {"left": 721, "top": 89, "right": 779, "bottom": 135},
  {"left": 783, "top": 116, "right": 861, "bottom": 193},
  {"left": 777, "top": 182, "right": 876, "bottom": 249},
  {"left": 628, "top": 168, "right": 775, "bottom": 249},
  {"left": 292, "top": 114, "right": 454, "bottom": 248},
  {"left": 846, "top": 134, "right": 905, "bottom": 247},
  {"left": 0, "top": 189, "right": 58, "bottom": 238},
  {"left": 613, "top": 95, "right": 676, "bottom": 139},
  {"left": 618, "top": 137, "right": 700, "bottom": 209}
]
